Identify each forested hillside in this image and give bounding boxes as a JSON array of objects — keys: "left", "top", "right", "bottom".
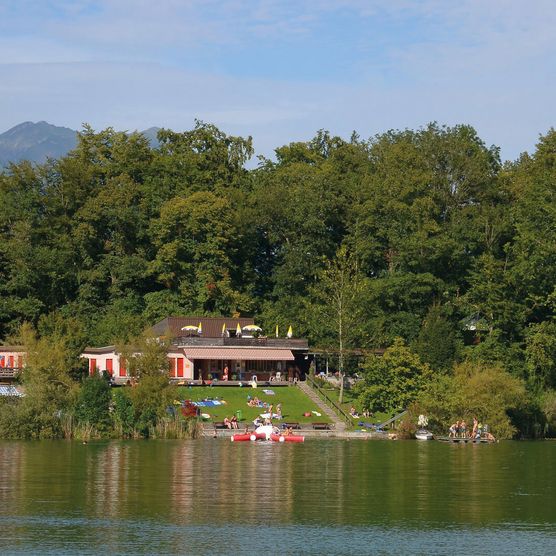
[{"left": 1, "top": 121, "right": 555, "bottom": 394}]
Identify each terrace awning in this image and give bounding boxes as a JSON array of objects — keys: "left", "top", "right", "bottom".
[{"left": 183, "top": 347, "right": 295, "bottom": 361}]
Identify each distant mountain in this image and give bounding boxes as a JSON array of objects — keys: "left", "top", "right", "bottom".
[
  {"left": 0, "top": 122, "right": 161, "bottom": 167},
  {"left": 141, "top": 127, "right": 161, "bottom": 148},
  {"left": 0, "top": 121, "right": 78, "bottom": 166}
]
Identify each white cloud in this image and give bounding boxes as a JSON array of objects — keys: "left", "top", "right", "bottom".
[{"left": 0, "top": 1, "right": 555, "bottom": 161}]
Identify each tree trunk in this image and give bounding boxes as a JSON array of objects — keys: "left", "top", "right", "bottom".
[{"left": 338, "top": 324, "right": 344, "bottom": 404}]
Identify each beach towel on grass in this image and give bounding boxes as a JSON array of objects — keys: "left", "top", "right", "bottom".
[{"left": 192, "top": 400, "right": 223, "bottom": 407}]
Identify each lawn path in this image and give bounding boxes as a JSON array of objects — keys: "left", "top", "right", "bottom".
[{"left": 296, "top": 381, "right": 346, "bottom": 432}]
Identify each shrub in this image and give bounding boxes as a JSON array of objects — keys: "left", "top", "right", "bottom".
[
  {"left": 356, "top": 338, "right": 432, "bottom": 413},
  {"left": 113, "top": 389, "right": 135, "bottom": 437},
  {"left": 74, "top": 373, "right": 112, "bottom": 434},
  {"left": 418, "top": 361, "right": 528, "bottom": 439}
]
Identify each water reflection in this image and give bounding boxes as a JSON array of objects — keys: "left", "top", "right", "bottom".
[{"left": 0, "top": 439, "right": 555, "bottom": 554}]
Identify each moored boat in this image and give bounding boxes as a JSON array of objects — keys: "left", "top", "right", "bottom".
[
  {"left": 415, "top": 415, "right": 433, "bottom": 440},
  {"left": 415, "top": 429, "right": 433, "bottom": 441}
]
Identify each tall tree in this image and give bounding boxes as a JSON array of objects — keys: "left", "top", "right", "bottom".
[{"left": 306, "top": 246, "right": 364, "bottom": 403}]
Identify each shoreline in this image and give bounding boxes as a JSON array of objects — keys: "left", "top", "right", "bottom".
[{"left": 203, "top": 427, "right": 390, "bottom": 440}]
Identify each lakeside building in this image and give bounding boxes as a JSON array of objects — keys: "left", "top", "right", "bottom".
[
  {"left": 81, "top": 316, "right": 309, "bottom": 384},
  {"left": 0, "top": 346, "right": 25, "bottom": 382}
]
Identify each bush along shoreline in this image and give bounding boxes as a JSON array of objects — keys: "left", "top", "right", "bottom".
[
  {"left": 0, "top": 373, "right": 202, "bottom": 441},
  {"left": 0, "top": 326, "right": 201, "bottom": 441}
]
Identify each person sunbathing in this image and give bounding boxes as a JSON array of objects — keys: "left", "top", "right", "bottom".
[
  {"left": 224, "top": 417, "right": 232, "bottom": 429},
  {"left": 230, "top": 415, "right": 239, "bottom": 429}
]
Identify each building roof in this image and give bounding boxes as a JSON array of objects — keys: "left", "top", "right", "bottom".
[
  {"left": 182, "top": 347, "right": 295, "bottom": 361},
  {"left": 0, "top": 346, "right": 25, "bottom": 352},
  {"left": 151, "top": 316, "right": 255, "bottom": 338}
]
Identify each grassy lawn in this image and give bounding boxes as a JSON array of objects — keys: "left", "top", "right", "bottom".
[
  {"left": 172, "top": 385, "right": 331, "bottom": 424},
  {"left": 312, "top": 382, "right": 391, "bottom": 428}
]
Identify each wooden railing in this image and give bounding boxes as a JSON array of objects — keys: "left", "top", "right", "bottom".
[
  {"left": 173, "top": 336, "right": 308, "bottom": 349},
  {"left": 305, "top": 376, "right": 353, "bottom": 425},
  {"left": 0, "top": 367, "right": 21, "bottom": 379}
]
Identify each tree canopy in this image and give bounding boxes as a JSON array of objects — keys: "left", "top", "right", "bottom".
[{"left": 1, "top": 122, "right": 555, "bottom": 416}]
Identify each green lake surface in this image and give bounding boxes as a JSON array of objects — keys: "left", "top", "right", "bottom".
[{"left": 0, "top": 439, "right": 555, "bottom": 555}]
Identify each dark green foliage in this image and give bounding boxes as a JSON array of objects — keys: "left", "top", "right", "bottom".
[
  {"left": 75, "top": 373, "right": 112, "bottom": 432},
  {"left": 112, "top": 389, "right": 135, "bottom": 437},
  {"left": 525, "top": 321, "right": 556, "bottom": 390},
  {"left": 356, "top": 338, "right": 432, "bottom": 413},
  {"left": 413, "top": 305, "right": 460, "bottom": 372}
]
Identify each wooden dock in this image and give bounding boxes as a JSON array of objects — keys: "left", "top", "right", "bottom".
[{"left": 436, "top": 436, "right": 495, "bottom": 444}]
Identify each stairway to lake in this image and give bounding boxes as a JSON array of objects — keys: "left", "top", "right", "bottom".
[{"left": 297, "top": 380, "right": 347, "bottom": 432}]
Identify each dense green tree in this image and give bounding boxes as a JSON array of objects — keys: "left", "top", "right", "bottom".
[
  {"left": 356, "top": 338, "right": 432, "bottom": 413},
  {"left": 413, "top": 305, "right": 460, "bottom": 372},
  {"left": 525, "top": 321, "right": 556, "bottom": 390},
  {"left": 75, "top": 373, "right": 112, "bottom": 433},
  {"left": 418, "top": 361, "right": 528, "bottom": 439},
  {"left": 0, "top": 323, "right": 78, "bottom": 439}
]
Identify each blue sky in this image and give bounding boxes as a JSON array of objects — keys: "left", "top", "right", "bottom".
[{"left": 1, "top": 0, "right": 555, "bottom": 161}]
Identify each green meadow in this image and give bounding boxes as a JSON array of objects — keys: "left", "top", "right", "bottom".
[{"left": 174, "top": 385, "right": 330, "bottom": 424}]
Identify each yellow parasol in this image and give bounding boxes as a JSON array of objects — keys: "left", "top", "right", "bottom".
[
  {"left": 236, "top": 322, "right": 242, "bottom": 335},
  {"left": 222, "top": 322, "right": 226, "bottom": 335},
  {"left": 198, "top": 322, "right": 203, "bottom": 334},
  {"left": 242, "top": 324, "right": 262, "bottom": 332},
  {"left": 287, "top": 325, "right": 293, "bottom": 338},
  {"left": 275, "top": 324, "right": 279, "bottom": 338}
]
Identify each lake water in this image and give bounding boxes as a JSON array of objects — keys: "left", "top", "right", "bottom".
[{"left": 0, "top": 439, "right": 555, "bottom": 555}]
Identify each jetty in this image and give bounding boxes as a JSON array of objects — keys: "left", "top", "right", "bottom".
[{"left": 436, "top": 436, "right": 496, "bottom": 444}]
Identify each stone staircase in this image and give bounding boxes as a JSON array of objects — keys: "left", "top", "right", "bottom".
[{"left": 297, "top": 380, "right": 347, "bottom": 432}]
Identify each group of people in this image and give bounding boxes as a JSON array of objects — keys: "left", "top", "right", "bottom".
[
  {"left": 349, "top": 407, "right": 372, "bottom": 418},
  {"left": 448, "top": 417, "right": 496, "bottom": 441},
  {"left": 223, "top": 415, "right": 239, "bottom": 429},
  {"left": 246, "top": 397, "right": 282, "bottom": 418},
  {"left": 247, "top": 396, "right": 265, "bottom": 407}
]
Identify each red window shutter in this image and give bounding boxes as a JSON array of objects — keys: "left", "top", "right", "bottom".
[
  {"left": 168, "top": 357, "right": 177, "bottom": 378},
  {"left": 8, "top": 355, "right": 14, "bottom": 367},
  {"left": 90, "top": 358, "right": 97, "bottom": 375},
  {"left": 106, "top": 358, "right": 113, "bottom": 375},
  {"left": 177, "top": 358, "right": 184, "bottom": 378},
  {"left": 119, "top": 357, "right": 127, "bottom": 377},
  {"left": 17, "top": 355, "right": 23, "bottom": 368}
]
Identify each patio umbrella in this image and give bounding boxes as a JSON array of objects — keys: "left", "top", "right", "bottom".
[
  {"left": 236, "top": 323, "right": 242, "bottom": 335},
  {"left": 181, "top": 325, "right": 199, "bottom": 332},
  {"left": 287, "top": 325, "right": 293, "bottom": 338},
  {"left": 198, "top": 322, "right": 203, "bottom": 334},
  {"left": 242, "top": 325, "right": 262, "bottom": 332},
  {"left": 275, "top": 324, "right": 279, "bottom": 338},
  {"left": 222, "top": 322, "right": 226, "bottom": 335}
]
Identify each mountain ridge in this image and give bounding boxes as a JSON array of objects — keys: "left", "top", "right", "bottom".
[{"left": 0, "top": 121, "right": 161, "bottom": 166}]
